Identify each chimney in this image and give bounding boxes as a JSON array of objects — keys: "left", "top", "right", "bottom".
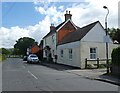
[
  {"left": 64, "top": 10, "right": 72, "bottom": 21},
  {"left": 50, "top": 24, "right": 55, "bottom": 31}
]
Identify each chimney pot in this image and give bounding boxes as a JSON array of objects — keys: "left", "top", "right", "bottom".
[
  {"left": 51, "top": 23, "right": 54, "bottom": 26},
  {"left": 50, "top": 24, "right": 55, "bottom": 31},
  {"left": 66, "top": 10, "right": 68, "bottom": 14},
  {"left": 64, "top": 10, "right": 72, "bottom": 21}
]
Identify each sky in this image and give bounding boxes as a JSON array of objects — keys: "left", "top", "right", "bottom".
[{"left": 0, "top": 0, "right": 119, "bottom": 48}]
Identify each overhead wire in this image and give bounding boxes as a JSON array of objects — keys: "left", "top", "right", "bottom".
[{"left": 2, "top": 2, "right": 16, "bottom": 17}]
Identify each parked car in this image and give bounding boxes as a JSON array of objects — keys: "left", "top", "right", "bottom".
[
  {"left": 27, "top": 54, "right": 39, "bottom": 63},
  {"left": 23, "top": 56, "right": 28, "bottom": 61}
]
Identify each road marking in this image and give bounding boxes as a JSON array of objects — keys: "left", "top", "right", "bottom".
[{"left": 28, "top": 70, "right": 38, "bottom": 80}]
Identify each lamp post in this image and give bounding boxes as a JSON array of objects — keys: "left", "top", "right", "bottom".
[{"left": 103, "top": 6, "right": 109, "bottom": 73}]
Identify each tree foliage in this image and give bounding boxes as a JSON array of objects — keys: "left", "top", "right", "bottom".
[
  {"left": 14, "top": 37, "right": 37, "bottom": 55},
  {"left": 0, "top": 48, "right": 10, "bottom": 55},
  {"left": 111, "top": 47, "right": 120, "bottom": 66},
  {"left": 12, "top": 48, "right": 22, "bottom": 55},
  {"left": 108, "top": 28, "right": 120, "bottom": 43}
]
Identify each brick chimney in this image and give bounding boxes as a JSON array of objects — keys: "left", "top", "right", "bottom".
[
  {"left": 50, "top": 24, "right": 55, "bottom": 31},
  {"left": 64, "top": 10, "right": 72, "bottom": 21}
]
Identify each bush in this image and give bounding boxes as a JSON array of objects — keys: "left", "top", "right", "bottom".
[
  {"left": 0, "top": 54, "right": 6, "bottom": 61},
  {"left": 99, "top": 64, "right": 106, "bottom": 68},
  {"left": 111, "top": 47, "right": 120, "bottom": 66},
  {"left": 87, "top": 64, "right": 95, "bottom": 69}
]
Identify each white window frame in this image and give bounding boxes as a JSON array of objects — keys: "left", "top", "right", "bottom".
[
  {"left": 69, "top": 49, "right": 72, "bottom": 60},
  {"left": 52, "top": 35, "right": 55, "bottom": 44},
  {"left": 60, "top": 49, "right": 63, "bottom": 58},
  {"left": 90, "top": 47, "right": 97, "bottom": 59}
]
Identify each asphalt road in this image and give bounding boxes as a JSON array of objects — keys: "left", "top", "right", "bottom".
[{"left": 2, "top": 58, "right": 119, "bottom": 92}]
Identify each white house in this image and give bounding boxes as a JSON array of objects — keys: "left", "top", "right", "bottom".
[
  {"left": 57, "top": 21, "right": 118, "bottom": 68},
  {"left": 43, "top": 11, "right": 118, "bottom": 68},
  {"left": 43, "top": 11, "right": 78, "bottom": 61}
]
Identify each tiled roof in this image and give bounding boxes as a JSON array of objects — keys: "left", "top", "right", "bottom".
[
  {"left": 43, "top": 21, "right": 65, "bottom": 39},
  {"left": 58, "top": 21, "right": 99, "bottom": 45},
  {"left": 43, "top": 19, "right": 78, "bottom": 39}
]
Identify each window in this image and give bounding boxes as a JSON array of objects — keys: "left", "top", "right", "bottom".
[
  {"left": 90, "top": 48, "right": 97, "bottom": 59},
  {"left": 60, "top": 49, "right": 63, "bottom": 58},
  {"left": 69, "top": 49, "right": 72, "bottom": 59},
  {"left": 52, "top": 50, "right": 54, "bottom": 57},
  {"left": 52, "top": 35, "right": 55, "bottom": 43}
]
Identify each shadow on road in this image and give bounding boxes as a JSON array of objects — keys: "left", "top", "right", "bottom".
[
  {"left": 40, "top": 61, "right": 80, "bottom": 71},
  {"left": 98, "top": 73, "right": 120, "bottom": 86}
]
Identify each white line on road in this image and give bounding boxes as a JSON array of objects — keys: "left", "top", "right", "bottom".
[{"left": 28, "top": 70, "right": 38, "bottom": 80}]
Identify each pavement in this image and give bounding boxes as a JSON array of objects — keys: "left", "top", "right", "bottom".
[{"left": 41, "top": 61, "right": 120, "bottom": 86}]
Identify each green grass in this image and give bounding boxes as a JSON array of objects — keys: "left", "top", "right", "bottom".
[{"left": 0, "top": 54, "right": 6, "bottom": 62}]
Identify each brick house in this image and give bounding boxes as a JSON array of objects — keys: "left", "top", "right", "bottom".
[{"left": 43, "top": 11, "right": 78, "bottom": 62}]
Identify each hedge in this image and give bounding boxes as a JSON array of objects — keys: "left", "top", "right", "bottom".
[
  {"left": 111, "top": 47, "right": 120, "bottom": 66},
  {"left": 0, "top": 54, "right": 6, "bottom": 61}
]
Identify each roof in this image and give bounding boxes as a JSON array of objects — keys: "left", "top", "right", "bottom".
[
  {"left": 31, "top": 44, "right": 40, "bottom": 53},
  {"left": 43, "top": 19, "right": 78, "bottom": 39},
  {"left": 43, "top": 21, "right": 65, "bottom": 39},
  {"left": 58, "top": 21, "right": 99, "bottom": 45}
]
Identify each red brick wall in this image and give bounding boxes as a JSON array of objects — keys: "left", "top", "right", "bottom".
[
  {"left": 31, "top": 45, "right": 40, "bottom": 54},
  {"left": 57, "top": 21, "right": 76, "bottom": 43}
]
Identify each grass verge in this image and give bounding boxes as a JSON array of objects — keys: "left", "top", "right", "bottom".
[{"left": 0, "top": 54, "right": 6, "bottom": 62}]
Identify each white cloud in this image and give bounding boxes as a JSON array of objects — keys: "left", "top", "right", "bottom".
[
  {"left": 35, "top": 5, "right": 64, "bottom": 24},
  {"left": 58, "top": 6, "right": 64, "bottom": 11},
  {"left": 66, "top": 0, "right": 119, "bottom": 28},
  {"left": 0, "top": 16, "right": 51, "bottom": 48},
  {"left": 85, "top": 0, "right": 119, "bottom": 27},
  {"left": 1, "top": 0, "right": 119, "bottom": 48},
  {"left": 0, "top": 26, "right": 30, "bottom": 48},
  {"left": 35, "top": 6, "right": 46, "bottom": 14},
  {"left": 27, "top": 15, "right": 51, "bottom": 42}
]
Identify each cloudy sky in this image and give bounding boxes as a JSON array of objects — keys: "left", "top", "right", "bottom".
[{"left": 0, "top": 0, "right": 119, "bottom": 48}]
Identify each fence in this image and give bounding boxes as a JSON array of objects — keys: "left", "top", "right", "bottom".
[{"left": 85, "top": 58, "right": 111, "bottom": 69}]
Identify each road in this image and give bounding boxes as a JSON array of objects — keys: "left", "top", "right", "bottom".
[{"left": 2, "top": 58, "right": 119, "bottom": 92}]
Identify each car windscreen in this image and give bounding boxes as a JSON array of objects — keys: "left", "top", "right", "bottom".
[{"left": 30, "top": 55, "right": 37, "bottom": 57}]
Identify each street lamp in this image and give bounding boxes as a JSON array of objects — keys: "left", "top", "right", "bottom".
[{"left": 103, "top": 6, "right": 109, "bottom": 73}]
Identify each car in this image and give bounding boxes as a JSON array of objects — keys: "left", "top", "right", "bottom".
[
  {"left": 27, "top": 54, "right": 39, "bottom": 63},
  {"left": 23, "top": 56, "right": 28, "bottom": 61}
]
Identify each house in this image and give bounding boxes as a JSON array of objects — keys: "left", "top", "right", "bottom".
[
  {"left": 27, "top": 43, "right": 43, "bottom": 60},
  {"left": 43, "top": 11, "right": 118, "bottom": 68},
  {"left": 43, "top": 11, "right": 78, "bottom": 62},
  {"left": 31, "top": 44, "right": 40, "bottom": 54},
  {"left": 57, "top": 21, "right": 118, "bottom": 68}
]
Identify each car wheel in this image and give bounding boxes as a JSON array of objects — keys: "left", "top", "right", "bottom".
[{"left": 37, "top": 61, "right": 39, "bottom": 64}]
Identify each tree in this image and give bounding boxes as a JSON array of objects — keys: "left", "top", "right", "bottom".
[
  {"left": 111, "top": 47, "right": 120, "bottom": 66},
  {"left": 108, "top": 28, "right": 120, "bottom": 43},
  {"left": 114, "top": 28, "right": 120, "bottom": 43},
  {"left": 14, "top": 37, "right": 37, "bottom": 55},
  {"left": 0, "top": 48, "right": 10, "bottom": 55},
  {"left": 12, "top": 48, "right": 22, "bottom": 55}
]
